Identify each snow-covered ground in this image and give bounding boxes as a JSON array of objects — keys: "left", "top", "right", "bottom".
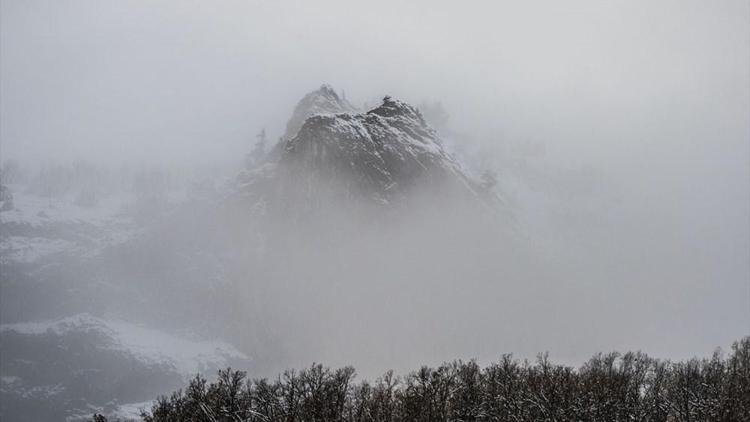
[
  {"left": 0, "top": 186, "right": 133, "bottom": 227},
  {"left": 0, "top": 236, "right": 76, "bottom": 264},
  {"left": 0, "top": 313, "right": 251, "bottom": 421},
  {"left": 0, "top": 187, "right": 141, "bottom": 265},
  {"left": 0, "top": 313, "right": 248, "bottom": 378}
]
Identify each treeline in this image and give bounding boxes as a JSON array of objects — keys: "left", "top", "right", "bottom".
[{"left": 105, "top": 337, "right": 749, "bottom": 421}]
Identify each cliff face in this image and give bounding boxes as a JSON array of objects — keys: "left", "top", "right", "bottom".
[
  {"left": 263, "top": 85, "right": 357, "bottom": 165},
  {"left": 278, "top": 96, "right": 475, "bottom": 204}
]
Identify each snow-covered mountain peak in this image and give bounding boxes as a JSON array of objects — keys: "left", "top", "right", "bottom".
[
  {"left": 317, "top": 83, "right": 337, "bottom": 96},
  {"left": 270, "top": 95, "right": 477, "bottom": 206},
  {"left": 283, "top": 84, "right": 357, "bottom": 140},
  {"left": 368, "top": 95, "right": 426, "bottom": 124},
  {"left": 236, "top": 89, "right": 499, "bottom": 217}
]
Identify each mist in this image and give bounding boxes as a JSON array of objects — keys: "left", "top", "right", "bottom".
[{"left": 1, "top": 1, "right": 748, "bottom": 420}]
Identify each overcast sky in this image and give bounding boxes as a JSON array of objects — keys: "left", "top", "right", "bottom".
[{"left": 2, "top": 0, "right": 747, "bottom": 167}]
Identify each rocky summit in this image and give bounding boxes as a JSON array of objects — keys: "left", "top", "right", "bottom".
[
  {"left": 278, "top": 96, "right": 476, "bottom": 203},
  {"left": 239, "top": 87, "right": 485, "bottom": 214},
  {"left": 283, "top": 84, "right": 357, "bottom": 141}
]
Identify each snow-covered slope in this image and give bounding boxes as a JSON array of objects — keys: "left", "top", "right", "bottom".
[
  {"left": 0, "top": 314, "right": 250, "bottom": 421},
  {"left": 0, "top": 183, "right": 249, "bottom": 421},
  {"left": 0, "top": 187, "right": 139, "bottom": 265},
  {"left": 0, "top": 314, "right": 248, "bottom": 377}
]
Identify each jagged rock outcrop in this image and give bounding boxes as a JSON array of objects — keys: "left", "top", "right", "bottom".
[
  {"left": 236, "top": 90, "right": 489, "bottom": 217},
  {"left": 276, "top": 96, "right": 476, "bottom": 204},
  {"left": 283, "top": 84, "right": 357, "bottom": 141},
  {"left": 262, "top": 85, "right": 357, "bottom": 166}
]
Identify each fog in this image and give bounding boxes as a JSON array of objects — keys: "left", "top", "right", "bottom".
[{"left": 1, "top": 0, "right": 748, "bottom": 419}]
